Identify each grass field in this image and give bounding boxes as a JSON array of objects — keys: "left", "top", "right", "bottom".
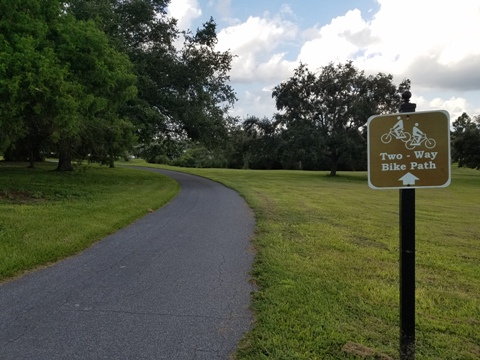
[
  {"left": 146, "top": 163, "right": 480, "bottom": 360},
  {"left": 0, "top": 161, "right": 179, "bottom": 281},
  {"left": 1, "top": 160, "right": 479, "bottom": 359}
]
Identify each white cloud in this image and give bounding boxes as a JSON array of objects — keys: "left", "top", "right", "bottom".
[
  {"left": 167, "top": 0, "right": 202, "bottom": 31},
  {"left": 217, "top": 16, "right": 296, "bottom": 54},
  {"left": 429, "top": 97, "right": 468, "bottom": 117},
  {"left": 257, "top": 53, "right": 295, "bottom": 83},
  {"left": 296, "top": 2, "right": 480, "bottom": 78},
  {"left": 412, "top": 94, "right": 479, "bottom": 121},
  {"left": 363, "top": 1, "right": 480, "bottom": 77},
  {"left": 428, "top": 96, "right": 478, "bottom": 121},
  {"left": 298, "top": 10, "right": 373, "bottom": 70},
  {"left": 216, "top": 15, "right": 298, "bottom": 82},
  {"left": 230, "top": 89, "right": 277, "bottom": 119},
  {"left": 171, "top": 1, "right": 480, "bottom": 119}
]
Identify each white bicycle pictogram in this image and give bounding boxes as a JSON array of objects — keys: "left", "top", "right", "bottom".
[
  {"left": 405, "top": 133, "right": 436, "bottom": 150},
  {"left": 380, "top": 119, "right": 436, "bottom": 150},
  {"left": 381, "top": 127, "right": 411, "bottom": 144}
]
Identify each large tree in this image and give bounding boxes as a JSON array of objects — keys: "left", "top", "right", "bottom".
[
  {"left": 273, "top": 62, "right": 410, "bottom": 175},
  {"left": 53, "top": 15, "right": 137, "bottom": 170},
  {"left": 0, "top": 0, "right": 79, "bottom": 166},
  {"left": 0, "top": 0, "right": 137, "bottom": 170},
  {"left": 67, "top": 1, "right": 236, "bottom": 151},
  {"left": 171, "top": 18, "right": 236, "bottom": 146}
]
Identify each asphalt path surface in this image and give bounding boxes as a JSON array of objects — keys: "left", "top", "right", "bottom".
[{"left": 0, "top": 168, "right": 255, "bottom": 359}]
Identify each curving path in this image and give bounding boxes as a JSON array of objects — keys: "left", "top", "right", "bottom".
[{"left": 0, "top": 168, "right": 255, "bottom": 360}]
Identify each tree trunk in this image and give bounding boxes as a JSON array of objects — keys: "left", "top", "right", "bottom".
[
  {"left": 330, "top": 158, "right": 338, "bottom": 176},
  {"left": 28, "top": 147, "right": 35, "bottom": 169},
  {"left": 329, "top": 148, "right": 338, "bottom": 176},
  {"left": 57, "top": 146, "right": 74, "bottom": 171}
]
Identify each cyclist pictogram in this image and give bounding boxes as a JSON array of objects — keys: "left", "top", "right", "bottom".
[
  {"left": 405, "top": 123, "right": 436, "bottom": 150},
  {"left": 380, "top": 117, "right": 436, "bottom": 150},
  {"left": 381, "top": 116, "right": 411, "bottom": 144}
]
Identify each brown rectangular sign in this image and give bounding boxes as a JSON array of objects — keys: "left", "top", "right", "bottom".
[{"left": 368, "top": 110, "right": 451, "bottom": 189}]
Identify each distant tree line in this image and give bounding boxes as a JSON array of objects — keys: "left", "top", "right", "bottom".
[{"left": 145, "top": 62, "right": 480, "bottom": 174}]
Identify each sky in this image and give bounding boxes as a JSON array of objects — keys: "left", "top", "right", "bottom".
[{"left": 167, "top": 0, "right": 480, "bottom": 122}]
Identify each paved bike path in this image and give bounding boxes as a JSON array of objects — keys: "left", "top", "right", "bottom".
[{"left": 0, "top": 169, "right": 255, "bottom": 359}]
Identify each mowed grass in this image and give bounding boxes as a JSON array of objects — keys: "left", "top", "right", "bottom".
[
  {"left": 135, "top": 162, "right": 480, "bottom": 359},
  {"left": 2, "top": 159, "right": 480, "bottom": 359},
  {"left": 0, "top": 161, "right": 179, "bottom": 281}
]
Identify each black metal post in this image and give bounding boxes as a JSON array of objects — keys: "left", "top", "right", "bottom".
[
  {"left": 399, "top": 91, "right": 416, "bottom": 359},
  {"left": 399, "top": 188, "right": 415, "bottom": 358}
]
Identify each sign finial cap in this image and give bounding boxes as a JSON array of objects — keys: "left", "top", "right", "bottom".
[{"left": 399, "top": 91, "right": 416, "bottom": 112}]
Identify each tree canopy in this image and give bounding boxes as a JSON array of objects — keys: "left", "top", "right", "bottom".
[
  {"left": 1, "top": 0, "right": 236, "bottom": 170},
  {"left": 273, "top": 62, "right": 410, "bottom": 175},
  {"left": 0, "top": 0, "right": 138, "bottom": 169},
  {"left": 0, "top": 0, "right": 75, "bottom": 165},
  {"left": 67, "top": 0, "right": 236, "bottom": 151}
]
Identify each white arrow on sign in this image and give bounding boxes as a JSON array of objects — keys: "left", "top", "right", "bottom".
[{"left": 399, "top": 172, "right": 419, "bottom": 186}]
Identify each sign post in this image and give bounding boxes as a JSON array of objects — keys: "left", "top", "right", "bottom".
[
  {"left": 367, "top": 91, "right": 450, "bottom": 359},
  {"left": 398, "top": 92, "right": 417, "bottom": 360}
]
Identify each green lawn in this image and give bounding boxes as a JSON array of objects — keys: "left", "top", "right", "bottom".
[
  {"left": 144, "top": 163, "right": 480, "bottom": 360},
  {"left": 1, "top": 160, "right": 479, "bottom": 359},
  {"left": 0, "top": 161, "right": 179, "bottom": 281}
]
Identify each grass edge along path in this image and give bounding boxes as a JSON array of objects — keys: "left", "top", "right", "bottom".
[
  {"left": 0, "top": 162, "right": 179, "bottom": 282},
  {"left": 131, "top": 162, "right": 480, "bottom": 360}
]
